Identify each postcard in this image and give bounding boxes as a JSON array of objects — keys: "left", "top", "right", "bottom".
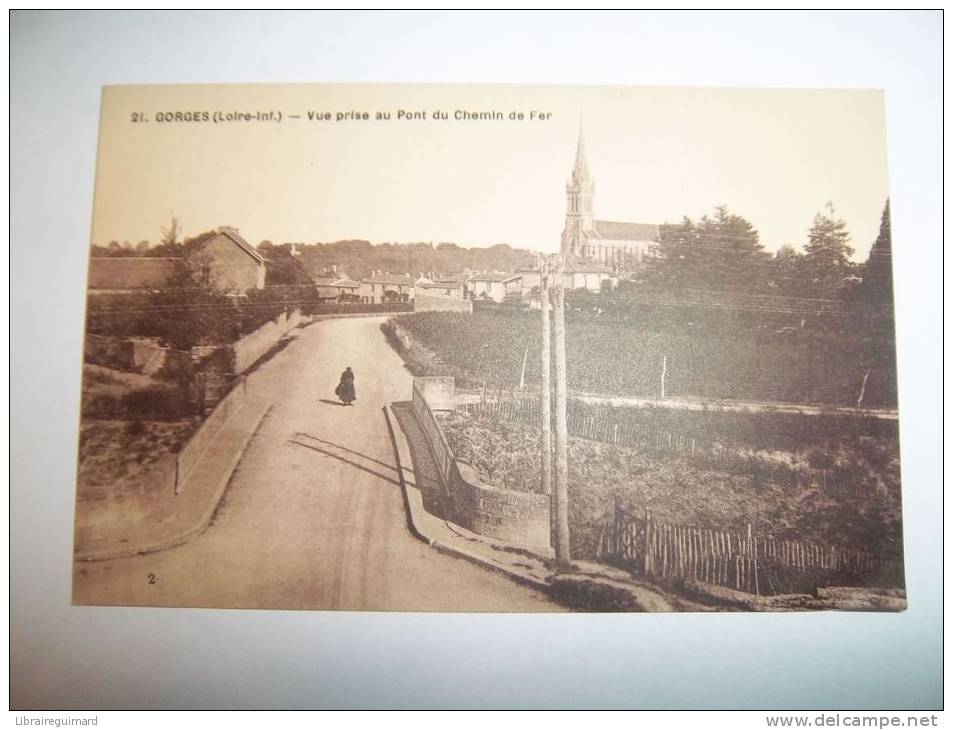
[{"left": 72, "top": 83, "right": 903, "bottom": 612}]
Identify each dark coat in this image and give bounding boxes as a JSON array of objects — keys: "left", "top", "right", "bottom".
[{"left": 336, "top": 369, "right": 356, "bottom": 403}]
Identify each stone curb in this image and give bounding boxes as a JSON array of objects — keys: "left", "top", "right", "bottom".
[{"left": 74, "top": 403, "right": 273, "bottom": 562}]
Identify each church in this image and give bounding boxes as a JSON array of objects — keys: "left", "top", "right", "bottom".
[{"left": 560, "top": 129, "right": 660, "bottom": 270}]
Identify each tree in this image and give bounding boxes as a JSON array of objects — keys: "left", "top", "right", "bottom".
[
  {"left": 261, "top": 243, "right": 313, "bottom": 287},
  {"left": 800, "top": 202, "right": 855, "bottom": 296},
  {"left": 160, "top": 211, "right": 182, "bottom": 247},
  {"left": 103, "top": 240, "right": 136, "bottom": 257},
  {"left": 643, "top": 206, "right": 770, "bottom": 292},
  {"left": 136, "top": 261, "right": 239, "bottom": 349},
  {"left": 767, "top": 244, "right": 803, "bottom": 294},
  {"left": 861, "top": 200, "right": 893, "bottom": 309}
]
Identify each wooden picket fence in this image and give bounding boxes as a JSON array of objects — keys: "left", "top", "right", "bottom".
[
  {"left": 597, "top": 505, "right": 904, "bottom": 596},
  {"left": 462, "top": 396, "right": 872, "bottom": 498}
]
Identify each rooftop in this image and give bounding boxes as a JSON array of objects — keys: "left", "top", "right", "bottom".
[
  {"left": 467, "top": 272, "right": 522, "bottom": 283},
  {"left": 363, "top": 274, "right": 414, "bottom": 285},
  {"left": 88, "top": 257, "right": 178, "bottom": 290},
  {"left": 192, "top": 226, "right": 265, "bottom": 264},
  {"left": 589, "top": 220, "right": 660, "bottom": 242}
]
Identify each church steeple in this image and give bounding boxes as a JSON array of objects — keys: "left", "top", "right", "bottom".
[
  {"left": 561, "top": 124, "right": 595, "bottom": 258},
  {"left": 572, "top": 126, "right": 591, "bottom": 184}
]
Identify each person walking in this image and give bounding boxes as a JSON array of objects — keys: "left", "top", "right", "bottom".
[{"left": 335, "top": 366, "right": 357, "bottom": 406}]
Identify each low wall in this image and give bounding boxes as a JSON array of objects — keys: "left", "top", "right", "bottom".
[
  {"left": 232, "top": 309, "right": 303, "bottom": 374},
  {"left": 414, "top": 376, "right": 455, "bottom": 411},
  {"left": 448, "top": 462, "right": 551, "bottom": 552},
  {"left": 411, "top": 377, "right": 551, "bottom": 554},
  {"left": 411, "top": 378, "right": 454, "bottom": 485},
  {"left": 176, "top": 377, "right": 247, "bottom": 493}
]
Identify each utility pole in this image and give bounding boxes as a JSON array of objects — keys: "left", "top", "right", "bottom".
[
  {"left": 540, "top": 256, "right": 552, "bottom": 507},
  {"left": 552, "top": 256, "right": 571, "bottom": 563}
]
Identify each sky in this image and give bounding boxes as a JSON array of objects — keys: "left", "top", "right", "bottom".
[{"left": 91, "top": 83, "right": 889, "bottom": 260}]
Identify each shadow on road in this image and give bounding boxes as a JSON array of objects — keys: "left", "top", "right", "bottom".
[
  {"left": 294, "top": 433, "right": 399, "bottom": 472},
  {"left": 317, "top": 398, "right": 349, "bottom": 407},
  {"left": 289, "top": 433, "right": 412, "bottom": 489}
]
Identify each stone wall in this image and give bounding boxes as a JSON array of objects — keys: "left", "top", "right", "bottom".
[
  {"left": 447, "top": 461, "right": 551, "bottom": 553},
  {"left": 411, "top": 377, "right": 551, "bottom": 554},
  {"left": 231, "top": 309, "right": 303, "bottom": 374},
  {"left": 413, "top": 376, "right": 456, "bottom": 411}
]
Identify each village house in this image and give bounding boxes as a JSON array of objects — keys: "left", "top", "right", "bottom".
[
  {"left": 413, "top": 274, "right": 467, "bottom": 299},
  {"left": 329, "top": 276, "right": 361, "bottom": 300},
  {"left": 465, "top": 272, "right": 523, "bottom": 302},
  {"left": 413, "top": 275, "right": 472, "bottom": 313},
  {"left": 186, "top": 226, "right": 266, "bottom": 293},
  {"left": 312, "top": 268, "right": 361, "bottom": 300},
  {"left": 516, "top": 268, "right": 542, "bottom": 293},
  {"left": 562, "top": 261, "right": 618, "bottom": 291},
  {"left": 359, "top": 273, "right": 415, "bottom": 303}
]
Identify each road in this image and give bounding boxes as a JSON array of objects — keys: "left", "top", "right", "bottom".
[{"left": 72, "top": 316, "right": 560, "bottom": 612}]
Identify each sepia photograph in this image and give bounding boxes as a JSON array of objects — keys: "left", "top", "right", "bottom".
[{"left": 71, "top": 82, "right": 904, "bottom": 614}]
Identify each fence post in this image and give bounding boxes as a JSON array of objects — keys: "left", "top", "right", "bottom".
[
  {"left": 643, "top": 509, "right": 651, "bottom": 575},
  {"left": 749, "top": 523, "right": 760, "bottom": 596}
]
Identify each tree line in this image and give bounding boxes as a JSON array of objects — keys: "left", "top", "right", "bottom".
[{"left": 639, "top": 200, "right": 893, "bottom": 311}]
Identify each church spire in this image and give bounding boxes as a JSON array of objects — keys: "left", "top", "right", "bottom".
[
  {"left": 561, "top": 124, "right": 595, "bottom": 259},
  {"left": 573, "top": 125, "right": 591, "bottom": 183}
]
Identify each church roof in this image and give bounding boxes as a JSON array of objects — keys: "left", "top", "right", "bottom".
[{"left": 590, "top": 220, "right": 660, "bottom": 242}]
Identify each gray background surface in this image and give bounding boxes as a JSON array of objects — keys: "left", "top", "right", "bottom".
[{"left": 10, "top": 10, "right": 942, "bottom": 710}]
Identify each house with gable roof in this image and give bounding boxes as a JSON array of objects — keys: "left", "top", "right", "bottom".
[
  {"left": 465, "top": 272, "right": 523, "bottom": 302},
  {"left": 186, "top": 226, "right": 266, "bottom": 293},
  {"left": 313, "top": 272, "right": 361, "bottom": 300},
  {"left": 359, "top": 272, "right": 415, "bottom": 303}
]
